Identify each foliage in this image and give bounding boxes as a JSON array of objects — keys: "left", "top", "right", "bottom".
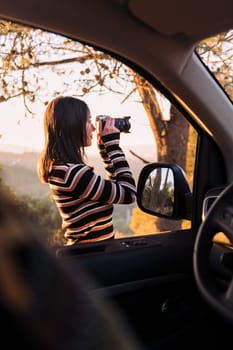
[
  {"left": 0, "top": 172, "right": 64, "bottom": 246},
  {"left": 2, "top": 164, "right": 49, "bottom": 198},
  {"left": 0, "top": 20, "right": 136, "bottom": 114},
  {"left": 196, "top": 31, "right": 233, "bottom": 99},
  {"left": 130, "top": 206, "right": 157, "bottom": 235},
  {"left": 1, "top": 151, "right": 139, "bottom": 243}
]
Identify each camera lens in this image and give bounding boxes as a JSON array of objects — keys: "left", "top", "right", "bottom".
[{"left": 114, "top": 116, "right": 131, "bottom": 133}]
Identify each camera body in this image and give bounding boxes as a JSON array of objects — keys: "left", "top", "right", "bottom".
[{"left": 97, "top": 115, "right": 131, "bottom": 133}]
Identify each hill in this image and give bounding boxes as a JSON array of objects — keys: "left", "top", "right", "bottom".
[{"left": 0, "top": 144, "right": 157, "bottom": 198}]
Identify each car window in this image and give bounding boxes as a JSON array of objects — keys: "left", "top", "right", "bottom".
[
  {"left": 196, "top": 30, "right": 233, "bottom": 103},
  {"left": 0, "top": 19, "right": 201, "bottom": 246},
  {"left": 195, "top": 29, "right": 233, "bottom": 246}
]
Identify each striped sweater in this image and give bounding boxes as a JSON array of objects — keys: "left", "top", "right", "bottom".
[{"left": 48, "top": 133, "right": 137, "bottom": 245}]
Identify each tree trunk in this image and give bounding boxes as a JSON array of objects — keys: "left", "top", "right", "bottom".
[{"left": 133, "top": 73, "right": 191, "bottom": 231}]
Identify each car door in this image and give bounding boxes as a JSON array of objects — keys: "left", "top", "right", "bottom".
[
  {"left": 0, "top": 16, "right": 230, "bottom": 350},
  {"left": 56, "top": 105, "right": 227, "bottom": 350}
]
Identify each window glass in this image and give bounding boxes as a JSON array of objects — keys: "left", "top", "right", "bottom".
[
  {"left": 0, "top": 19, "right": 196, "bottom": 246},
  {"left": 195, "top": 30, "right": 233, "bottom": 246},
  {"left": 196, "top": 30, "right": 233, "bottom": 102}
]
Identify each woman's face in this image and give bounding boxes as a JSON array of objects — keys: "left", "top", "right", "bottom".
[{"left": 85, "top": 111, "right": 95, "bottom": 147}]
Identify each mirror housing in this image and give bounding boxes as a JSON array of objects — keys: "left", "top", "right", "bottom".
[{"left": 137, "top": 163, "right": 192, "bottom": 220}]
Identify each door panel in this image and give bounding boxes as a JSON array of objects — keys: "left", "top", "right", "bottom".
[
  {"left": 56, "top": 230, "right": 194, "bottom": 286},
  {"left": 56, "top": 230, "right": 212, "bottom": 349}
]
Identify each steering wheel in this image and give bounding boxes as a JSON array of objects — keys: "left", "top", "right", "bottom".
[{"left": 194, "top": 182, "right": 233, "bottom": 325}]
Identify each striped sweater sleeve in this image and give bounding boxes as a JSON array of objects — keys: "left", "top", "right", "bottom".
[
  {"left": 49, "top": 134, "right": 136, "bottom": 205},
  {"left": 97, "top": 143, "right": 116, "bottom": 181}
]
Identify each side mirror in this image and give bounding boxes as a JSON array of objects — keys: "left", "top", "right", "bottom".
[{"left": 137, "top": 163, "right": 192, "bottom": 220}]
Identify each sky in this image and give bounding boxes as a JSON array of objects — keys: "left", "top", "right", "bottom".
[{"left": 0, "top": 93, "right": 157, "bottom": 155}]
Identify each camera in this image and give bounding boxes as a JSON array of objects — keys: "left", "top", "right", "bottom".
[{"left": 97, "top": 115, "right": 131, "bottom": 133}]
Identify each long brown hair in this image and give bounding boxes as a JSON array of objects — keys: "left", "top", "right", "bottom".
[{"left": 38, "top": 96, "right": 89, "bottom": 183}]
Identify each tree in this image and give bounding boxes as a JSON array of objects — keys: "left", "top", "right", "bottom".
[
  {"left": 0, "top": 22, "right": 194, "bottom": 177},
  {"left": 0, "top": 172, "right": 65, "bottom": 245},
  {"left": 1, "top": 21, "right": 231, "bottom": 165},
  {"left": 130, "top": 206, "right": 157, "bottom": 234},
  {"left": 196, "top": 31, "right": 233, "bottom": 99},
  {"left": 0, "top": 20, "right": 232, "bottom": 236}
]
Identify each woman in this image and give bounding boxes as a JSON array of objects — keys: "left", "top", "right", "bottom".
[{"left": 38, "top": 96, "right": 136, "bottom": 245}]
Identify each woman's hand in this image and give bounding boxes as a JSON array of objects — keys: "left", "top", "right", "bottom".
[{"left": 96, "top": 116, "right": 119, "bottom": 144}]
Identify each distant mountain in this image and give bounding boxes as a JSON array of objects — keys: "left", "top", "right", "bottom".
[
  {"left": 0, "top": 143, "right": 37, "bottom": 154},
  {"left": 0, "top": 144, "right": 157, "bottom": 198}
]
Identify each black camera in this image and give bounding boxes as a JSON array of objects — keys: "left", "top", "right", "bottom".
[{"left": 97, "top": 115, "right": 131, "bottom": 133}]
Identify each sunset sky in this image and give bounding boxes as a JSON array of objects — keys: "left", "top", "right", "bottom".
[{"left": 0, "top": 93, "right": 156, "bottom": 154}]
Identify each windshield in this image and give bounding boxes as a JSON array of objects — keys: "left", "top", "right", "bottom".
[{"left": 196, "top": 30, "right": 233, "bottom": 102}]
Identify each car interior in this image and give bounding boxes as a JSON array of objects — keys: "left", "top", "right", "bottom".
[{"left": 0, "top": 0, "right": 233, "bottom": 349}]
